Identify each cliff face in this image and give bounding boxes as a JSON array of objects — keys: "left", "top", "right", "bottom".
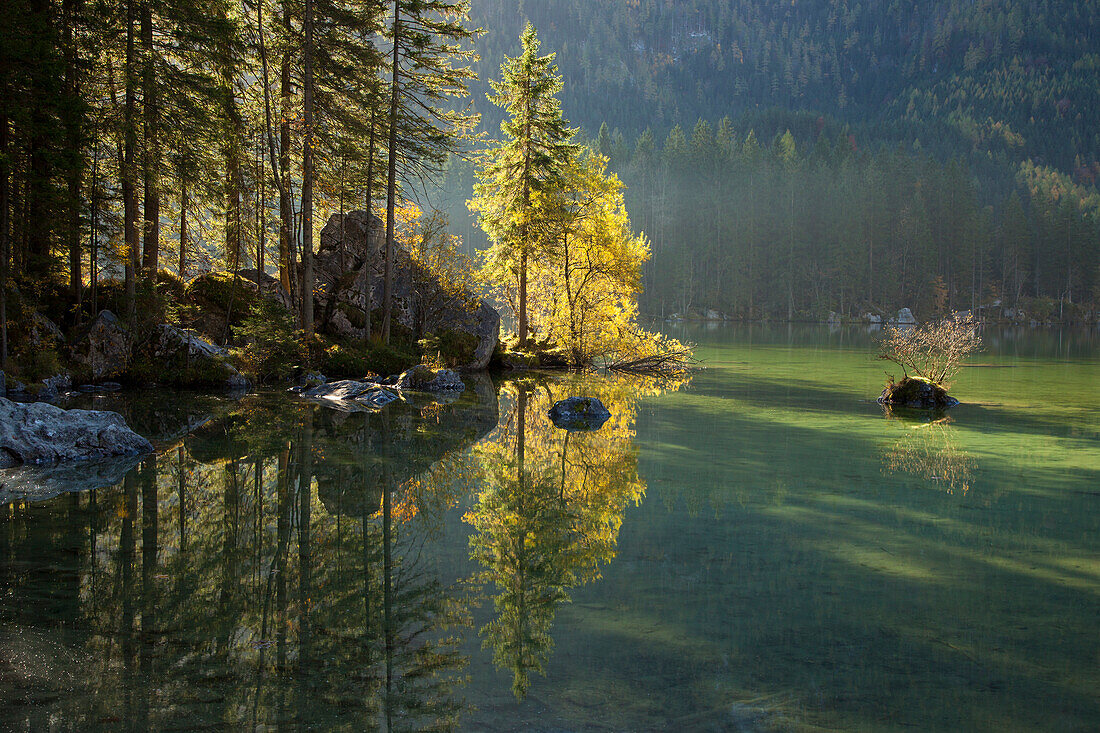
[{"left": 311, "top": 211, "right": 499, "bottom": 370}]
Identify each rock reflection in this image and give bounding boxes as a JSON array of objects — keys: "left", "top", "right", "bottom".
[
  {"left": 0, "top": 387, "right": 497, "bottom": 731},
  {"left": 881, "top": 413, "right": 975, "bottom": 495},
  {"left": 465, "top": 375, "right": 675, "bottom": 698}
]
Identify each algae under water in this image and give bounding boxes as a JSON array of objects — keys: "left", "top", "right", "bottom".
[{"left": 1, "top": 325, "right": 1097, "bottom": 731}]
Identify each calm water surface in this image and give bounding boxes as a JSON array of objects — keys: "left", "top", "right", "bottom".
[{"left": 1, "top": 325, "right": 1098, "bottom": 732}]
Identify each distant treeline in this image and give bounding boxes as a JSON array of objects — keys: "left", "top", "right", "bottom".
[{"left": 438, "top": 119, "right": 1100, "bottom": 322}]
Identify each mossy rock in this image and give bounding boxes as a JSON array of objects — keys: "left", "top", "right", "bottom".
[{"left": 878, "top": 376, "right": 959, "bottom": 409}]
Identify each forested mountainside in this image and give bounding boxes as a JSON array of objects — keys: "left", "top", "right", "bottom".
[
  {"left": 468, "top": 0, "right": 1100, "bottom": 177},
  {"left": 429, "top": 0, "right": 1100, "bottom": 321}
]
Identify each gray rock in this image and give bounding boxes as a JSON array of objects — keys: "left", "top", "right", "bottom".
[
  {"left": 897, "top": 307, "right": 917, "bottom": 325},
  {"left": 299, "top": 371, "right": 327, "bottom": 387},
  {"left": 70, "top": 310, "right": 132, "bottom": 381},
  {"left": 304, "top": 379, "right": 379, "bottom": 401},
  {"left": 311, "top": 211, "right": 499, "bottom": 370},
  {"left": 235, "top": 268, "right": 294, "bottom": 311},
  {"left": 0, "top": 397, "right": 153, "bottom": 466},
  {"left": 154, "top": 323, "right": 229, "bottom": 361},
  {"left": 397, "top": 365, "right": 465, "bottom": 392},
  {"left": 154, "top": 323, "right": 248, "bottom": 388},
  {"left": 358, "top": 389, "right": 399, "bottom": 409},
  {"left": 548, "top": 396, "right": 612, "bottom": 431},
  {"left": 39, "top": 373, "right": 72, "bottom": 401},
  {"left": 301, "top": 379, "right": 400, "bottom": 412},
  {"left": 29, "top": 313, "right": 64, "bottom": 348},
  {"left": 1, "top": 454, "right": 143, "bottom": 505}
]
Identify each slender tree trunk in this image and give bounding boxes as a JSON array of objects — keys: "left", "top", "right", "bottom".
[
  {"left": 178, "top": 169, "right": 188, "bottom": 278},
  {"left": 0, "top": 112, "right": 8, "bottom": 369},
  {"left": 141, "top": 2, "right": 160, "bottom": 276},
  {"left": 301, "top": 0, "right": 315, "bottom": 337},
  {"left": 363, "top": 109, "right": 376, "bottom": 343},
  {"left": 381, "top": 0, "right": 401, "bottom": 345},
  {"left": 89, "top": 139, "right": 99, "bottom": 316},
  {"left": 64, "top": 0, "right": 83, "bottom": 320},
  {"left": 123, "top": 0, "right": 139, "bottom": 320},
  {"left": 279, "top": 7, "right": 295, "bottom": 305},
  {"left": 257, "top": 134, "right": 265, "bottom": 277}
]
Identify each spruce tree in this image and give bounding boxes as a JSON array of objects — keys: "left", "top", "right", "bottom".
[{"left": 470, "top": 23, "right": 576, "bottom": 345}]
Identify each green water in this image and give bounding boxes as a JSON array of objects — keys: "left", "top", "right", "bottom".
[{"left": 1, "top": 325, "right": 1097, "bottom": 731}]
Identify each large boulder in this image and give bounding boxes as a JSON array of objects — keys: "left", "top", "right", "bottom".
[
  {"left": 878, "top": 377, "right": 959, "bottom": 410},
  {"left": 0, "top": 397, "right": 153, "bottom": 467},
  {"left": 69, "top": 310, "right": 132, "bottom": 381},
  {"left": 897, "top": 307, "right": 917, "bottom": 325},
  {"left": 311, "top": 211, "right": 499, "bottom": 369},
  {"left": 153, "top": 323, "right": 249, "bottom": 388}
]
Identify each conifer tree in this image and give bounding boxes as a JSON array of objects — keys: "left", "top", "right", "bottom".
[
  {"left": 379, "top": 0, "right": 478, "bottom": 344},
  {"left": 470, "top": 23, "right": 576, "bottom": 345}
]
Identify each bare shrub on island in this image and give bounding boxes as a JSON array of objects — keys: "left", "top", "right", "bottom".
[{"left": 878, "top": 313, "right": 982, "bottom": 387}]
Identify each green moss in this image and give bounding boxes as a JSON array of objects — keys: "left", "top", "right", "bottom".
[{"left": 185, "top": 272, "right": 259, "bottom": 314}]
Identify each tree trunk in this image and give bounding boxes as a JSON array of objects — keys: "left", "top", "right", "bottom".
[
  {"left": 0, "top": 112, "right": 8, "bottom": 369},
  {"left": 301, "top": 0, "right": 315, "bottom": 338},
  {"left": 279, "top": 7, "right": 296, "bottom": 306},
  {"left": 381, "top": 0, "right": 400, "bottom": 345},
  {"left": 123, "top": 0, "right": 139, "bottom": 321},
  {"left": 178, "top": 171, "right": 188, "bottom": 278},
  {"left": 64, "top": 0, "right": 83, "bottom": 320},
  {"left": 363, "top": 109, "right": 376, "bottom": 343},
  {"left": 141, "top": 2, "right": 160, "bottom": 276}
]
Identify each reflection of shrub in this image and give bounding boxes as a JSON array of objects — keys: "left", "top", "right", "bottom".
[
  {"left": 231, "top": 301, "right": 304, "bottom": 383},
  {"left": 882, "top": 418, "right": 974, "bottom": 495}
]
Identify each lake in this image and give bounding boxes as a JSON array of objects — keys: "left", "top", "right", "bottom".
[{"left": 1, "top": 324, "right": 1098, "bottom": 731}]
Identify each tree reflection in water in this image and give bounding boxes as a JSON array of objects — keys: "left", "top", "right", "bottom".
[
  {"left": 465, "top": 374, "right": 680, "bottom": 698},
  {"left": 0, "top": 387, "right": 498, "bottom": 731},
  {"left": 881, "top": 411, "right": 975, "bottom": 495},
  {"left": 0, "top": 373, "right": 683, "bottom": 725}
]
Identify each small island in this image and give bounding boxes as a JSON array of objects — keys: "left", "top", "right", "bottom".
[{"left": 877, "top": 313, "right": 982, "bottom": 410}]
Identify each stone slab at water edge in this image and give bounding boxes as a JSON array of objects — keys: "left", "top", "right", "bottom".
[{"left": 0, "top": 398, "right": 153, "bottom": 467}]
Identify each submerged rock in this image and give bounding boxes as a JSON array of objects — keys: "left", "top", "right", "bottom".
[
  {"left": 548, "top": 396, "right": 612, "bottom": 431},
  {"left": 878, "top": 377, "right": 959, "bottom": 409},
  {"left": 0, "top": 397, "right": 153, "bottom": 466}
]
